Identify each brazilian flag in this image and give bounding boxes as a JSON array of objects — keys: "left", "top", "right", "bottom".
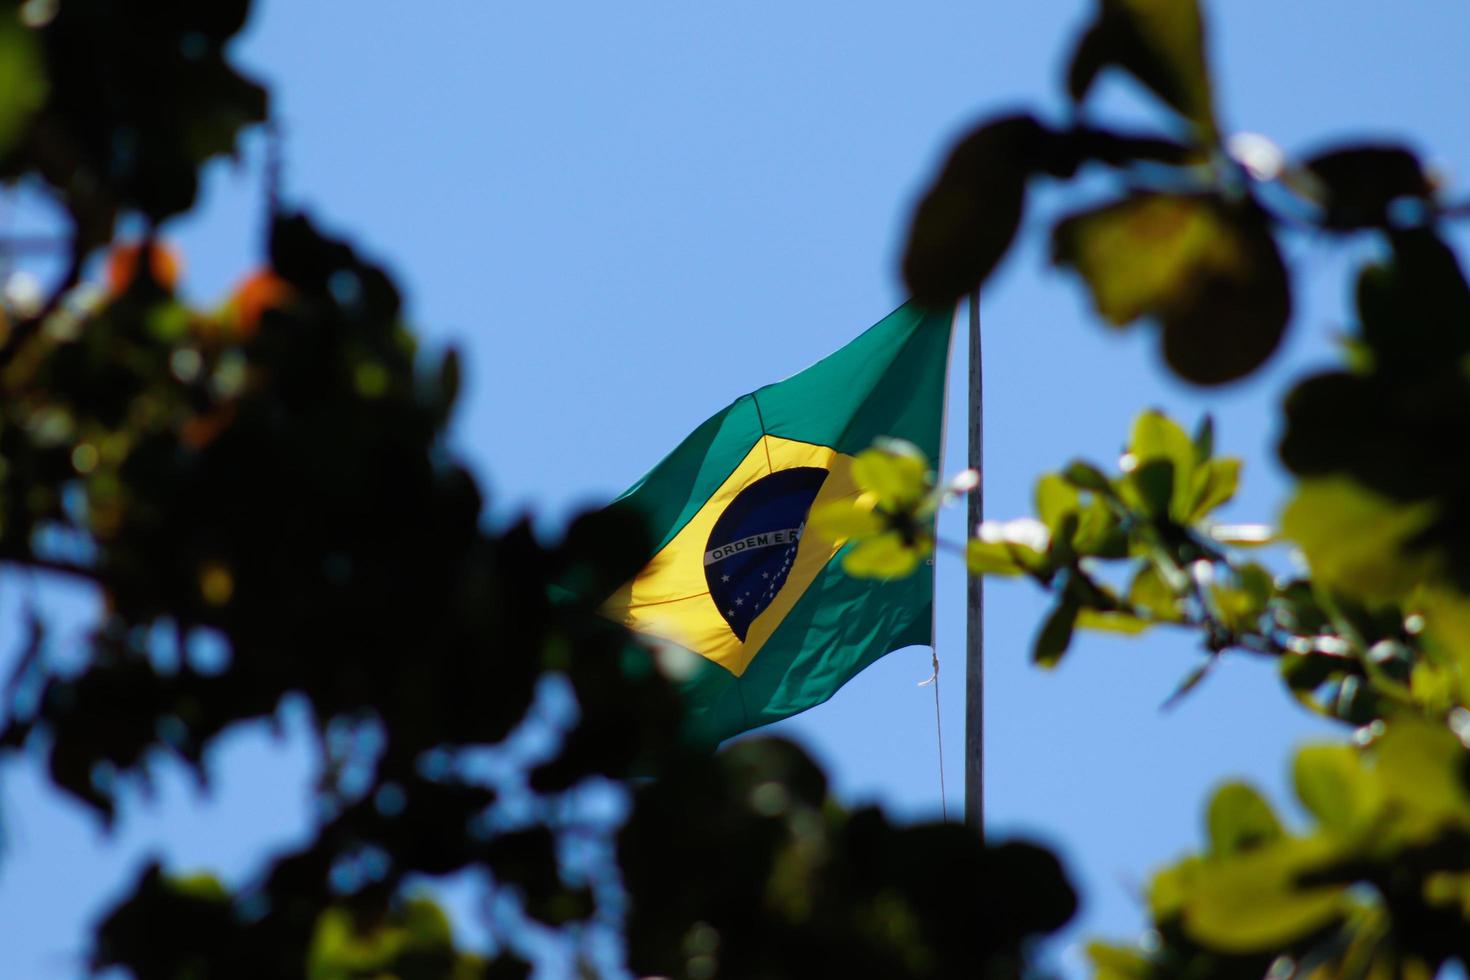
[{"left": 604, "top": 303, "right": 954, "bottom": 743}]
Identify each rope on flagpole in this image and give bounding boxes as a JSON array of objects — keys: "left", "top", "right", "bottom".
[{"left": 918, "top": 649, "right": 947, "bottom": 821}]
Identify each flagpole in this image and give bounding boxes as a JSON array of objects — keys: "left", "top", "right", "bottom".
[{"left": 964, "top": 290, "right": 984, "bottom": 834}]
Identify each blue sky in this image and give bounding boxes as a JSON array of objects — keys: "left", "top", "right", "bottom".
[{"left": 3, "top": 0, "right": 1470, "bottom": 975}]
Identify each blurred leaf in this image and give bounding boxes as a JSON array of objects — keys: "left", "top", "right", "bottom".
[
  {"left": 1282, "top": 478, "right": 1442, "bottom": 603},
  {"left": 1062, "top": 460, "right": 1114, "bottom": 495},
  {"left": 1192, "top": 414, "right": 1214, "bottom": 464},
  {"left": 1148, "top": 855, "right": 1202, "bottom": 921},
  {"left": 1211, "top": 564, "right": 1272, "bottom": 633},
  {"left": 1162, "top": 657, "right": 1216, "bottom": 709},
  {"left": 1036, "top": 472, "right": 1082, "bottom": 532},
  {"left": 308, "top": 897, "right": 479, "bottom": 980},
  {"left": 842, "top": 532, "right": 928, "bottom": 579},
  {"left": 1130, "top": 409, "right": 1194, "bottom": 474},
  {"left": 1053, "top": 194, "right": 1290, "bottom": 385},
  {"left": 1372, "top": 719, "right": 1470, "bottom": 834},
  {"left": 24, "top": 1, "right": 268, "bottom": 223},
  {"left": 1074, "top": 496, "right": 1128, "bottom": 557},
  {"left": 1206, "top": 782, "right": 1283, "bottom": 856},
  {"left": 1066, "top": 0, "right": 1217, "bottom": 138},
  {"left": 0, "top": 8, "right": 46, "bottom": 161},
  {"left": 1129, "top": 564, "right": 1182, "bottom": 621},
  {"left": 809, "top": 498, "right": 885, "bottom": 540},
  {"left": 1127, "top": 459, "right": 1175, "bottom": 520},
  {"left": 903, "top": 115, "right": 1049, "bottom": 306},
  {"left": 1062, "top": 125, "right": 1196, "bottom": 168},
  {"left": 1180, "top": 837, "right": 1347, "bottom": 952},
  {"left": 1293, "top": 744, "right": 1376, "bottom": 834},
  {"left": 1303, "top": 144, "right": 1432, "bottom": 230},
  {"left": 966, "top": 539, "right": 1036, "bottom": 577},
  {"left": 1130, "top": 410, "right": 1194, "bottom": 517},
  {"left": 1088, "top": 941, "right": 1156, "bottom": 980},
  {"left": 1077, "top": 609, "right": 1153, "bottom": 634},
  {"left": 1033, "top": 592, "right": 1081, "bottom": 668},
  {"left": 1187, "top": 458, "right": 1240, "bottom": 522},
  {"left": 851, "top": 445, "right": 928, "bottom": 509}
]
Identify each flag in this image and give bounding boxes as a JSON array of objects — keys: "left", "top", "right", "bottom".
[{"left": 604, "top": 303, "right": 954, "bottom": 742}]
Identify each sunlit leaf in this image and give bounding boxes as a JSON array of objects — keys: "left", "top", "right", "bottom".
[
  {"left": 842, "top": 532, "right": 928, "bottom": 579},
  {"left": 808, "top": 498, "right": 884, "bottom": 540},
  {"left": 1129, "top": 564, "right": 1182, "bottom": 621},
  {"left": 1206, "top": 782, "right": 1282, "bottom": 856},
  {"left": 1293, "top": 744, "right": 1377, "bottom": 834},
  {"left": 1187, "top": 458, "right": 1240, "bottom": 522},
  {"left": 1062, "top": 460, "right": 1114, "bottom": 495},
  {"left": 1129, "top": 410, "right": 1195, "bottom": 518},
  {"left": 851, "top": 446, "right": 929, "bottom": 509},
  {"left": 1073, "top": 496, "right": 1128, "bottom": 558},
  {"left": 1180, "top": 837, "right": 1347, "bottom": 952},
  {"left": 1147, "top": 855, "right": 1202, "bottom": 921},
  {"left": 1053, "top": 194, "right": 1290, "bottom": 385},
  {"left": 1372, "top": 719, "right": 1470, "bottom": 836},
  {"left": 1077, "top": 609, "right": 1153, "bottom": 634},
  {"left": 1087, "top": 942, "right": 1155, "bottom": 980},
  {"left": 1281, "top": 478, "right": 1442, "bottom": 603},
  {"left": 1126, "top": 459, "right": 1175, "bottom": 520},
  {"left": 966, "top": 539, "right": 1037, "bottom": 577},
  {"left": 1035, "top": 472, "right": 1082, "bottom": 534}
]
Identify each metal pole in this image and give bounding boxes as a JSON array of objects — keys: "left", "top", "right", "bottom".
[{"left": 964, "top": 290, "right": 984, "bottom": 835}]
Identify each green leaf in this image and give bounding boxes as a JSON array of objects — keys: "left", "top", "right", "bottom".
[
  {"left": 1062, "top": 460, "right": 1115, "bottom": 495},
  {"left": 1209, "top": 565, "right": 1272, "bottom": 633},
  {"left": 1180, "top": 837, "right": 1347, "bottom": 952},
  {"left": 1206, "top": 782, "right": 1283, "bottom": 856},
  {"left": 1293, "top": 744, "right": 1376, "bottom": 834},
  {"left": 0, "top": 10, "right": 46, "bottom": 161},
  {"left": 1281, "top": 478, "right": 1442, "bottom": 602},
  {"left": 842, "top": 532, "right": 928, "bottom": 579},
  {"left": 1130, "top": 410, "right": 1194, "bottom": 472},
  {"left": 966, "top": 539, "right": 1036, "bottom": 577},
  {"left": 1066, "top": 0, "right": 1217, "bottom": 138},
  {"left": 1087, "top": 942, "right": 1155, "bottom": 980},
  {"left": 1148, "top": 855, "right": 1202, "bottom": 921},
  {"left": 1129, "top": 564, "right": 1182, "bottom": 621},
  {"left": 1073, "top": 496, "right": 1128, "bottom": 558},
  {"left": 1162, "top": 658, "right": 1216, "bottom": 709},
  {"left": 1130, "top": 410, "right": 1194, "bottom": 517},
  {"left": 1034, "top": 592, "right": 1082, "bottom": 668},
  {"left": 1187, "top": 458, "right": 1240, "bottom": 522},
  {"left": 1077, "top": 609, "right": 1153, "bottom": 634},
  {"left": 1127, "top": 459, "right": 1175, "bottom": 520},
  {"left": 1052, "top": 194, "right": 1290, "bottom": 385},
  {"left": 903, "top": 115, "right": 1049, "bottom": 306},
  {"left": 1372, "top": 719, "right": 1470, "bottom": 834},
  {"left": 1192, "top": 414, "right": 1215, "bottom": 464},
  {"left": 809, "top": 499, "right": 885, "bottom": 540},
  {"left": 1036, "top": 472, "right": 1082, "bottom": 532},
  {"left": 852, "top": 447, "right": 929, "bottom": 509}
]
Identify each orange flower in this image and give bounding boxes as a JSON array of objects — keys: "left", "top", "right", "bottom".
[
  {"left": 106, "top": 241, "right": 183, "bottom": 295},
  {"left": 227, "top": 269, "right": 293, "bottom": 337}
]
